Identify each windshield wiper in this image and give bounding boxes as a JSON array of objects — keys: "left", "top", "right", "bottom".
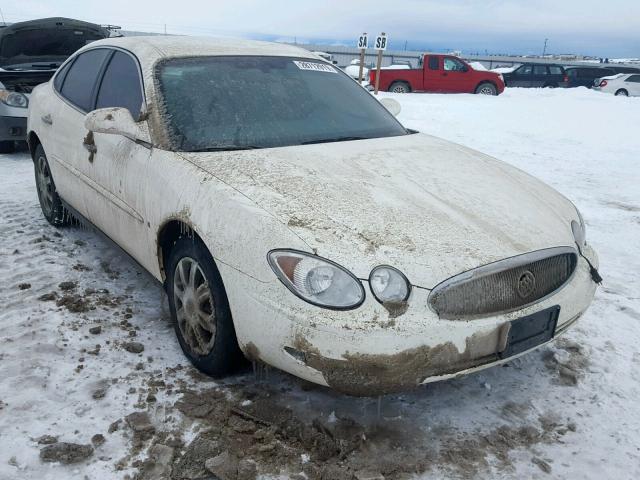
[
  {"left": 30, "top": 63, "right": 61, "bottom": 69},
  {"left": 301, "top": 136, "right": 368, "bottom": 145},
  {"left": 187, "top": 145, "right": 264, "bottom": 152}
]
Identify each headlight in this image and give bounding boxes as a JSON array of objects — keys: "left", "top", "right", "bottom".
[
  {"left": 369, "top": 265, "right": 411, "bottom": 303},
  {"left": 0, "top": 90, "right": 28, "bottom": 108},
  {"left": 571, "top": 209, "right": 586, "bottom": 249},
  {"left": 267, "top": 249, "right": 365, "bottom": 310}
]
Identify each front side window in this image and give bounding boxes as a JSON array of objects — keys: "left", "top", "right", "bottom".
[
  {"left": 533, "top": 65, "right": 547, "bottom": 75},
  {"left": 428, "top": 56, "right": 439, "bottom": 70},
  {"left": 516, "top": 65, "right": 532, "bottom": 75},
  {"left": 60, "top": 49, "right": 110, "bottom": 111},
  {"left": 443, "top": 57, "right": 465, "bottom": 72},
  {"left": 156, "top": 56, "right": 408, "bottom": 151},
  {"left": 96, "top": 51, "right": 144, "bottom": 119}
]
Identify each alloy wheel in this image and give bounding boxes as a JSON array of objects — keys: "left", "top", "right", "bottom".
[
  {"left": 173, "top": 257, "right": 217, "bottom": 355},
  {"left": 36, "top": 155, "right": 54, "bottom": 216}
]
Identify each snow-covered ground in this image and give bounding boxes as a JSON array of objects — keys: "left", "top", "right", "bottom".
[{"left": 1, "top": 87, "right": 639, "bottom": 480}]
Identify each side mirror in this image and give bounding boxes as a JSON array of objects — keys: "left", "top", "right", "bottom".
[
  {"left": 380, "top": 97, "right": 401, "bottom": 116},
  {"left": 84, "top": 107, "right": 151, "bottom": 144},
  {"left": 462, "top": 65, "right": 469, "bottom": 72}
]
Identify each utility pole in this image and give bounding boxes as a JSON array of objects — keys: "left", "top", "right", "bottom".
[{"left": 542, "top": 38, "right": 548, "bottom": 57}]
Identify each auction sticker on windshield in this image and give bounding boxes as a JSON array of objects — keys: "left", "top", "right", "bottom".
[{"left": 293, "top": 61, "right": 337, "bottom": 73}]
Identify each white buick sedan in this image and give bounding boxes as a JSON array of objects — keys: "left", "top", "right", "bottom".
[{"left": 27, "top": 36, "right": 600, "bottom": 396}]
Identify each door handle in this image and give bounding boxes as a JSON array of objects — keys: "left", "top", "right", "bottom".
[
  {"left": 41, "top": 114, "right": 53, "bottom": 125},
  {"left": 83, "top": 132, "right": 97, "bottom": 162},
  {"left": 83, "top": 141, "right": 97, "bottom": 154}
]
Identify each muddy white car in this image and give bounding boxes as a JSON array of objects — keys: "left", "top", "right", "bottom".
[{"left": 27, "top": 36, "right": 600, "bottom": 396}]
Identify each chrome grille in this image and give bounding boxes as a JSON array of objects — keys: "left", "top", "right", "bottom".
[{"left": 428, "top": 247, "right": 578, "bottom": 320}]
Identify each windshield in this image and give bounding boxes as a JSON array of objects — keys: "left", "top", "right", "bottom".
[
  {"left": 0, "top": 28, "right": 108, "bottom": 68},
  {"left": 156, "top": 56, "right": 408, "bottom": 151}
]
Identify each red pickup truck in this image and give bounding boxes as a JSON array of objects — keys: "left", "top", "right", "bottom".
[{"left": 370, "top": 54, "right": 505, "bottom": 95}]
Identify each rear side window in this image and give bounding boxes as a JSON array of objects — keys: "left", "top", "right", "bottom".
[
  {"left": 627, "top": 75, "right": 640, "bottom": 83},
  {"left": 533, "top": 65, "right": 547, "bottom": 75},
  {"left": 96, "top": 51, "right": 144, "bottom": 119},
  {"left": 428, "top": 56, "right": 439, "bottom": 70},
  {"left": 549, "top": 66, "right": 563, "bottom": 75},
  {"left": 53, "top": 60, "right": 73, "bottom": 91},
  {"left": 60, "top": 49, "right": 110, "bottom": 111}
]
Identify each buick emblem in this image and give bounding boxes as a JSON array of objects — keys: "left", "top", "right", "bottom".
[{"left": 517, "top": 271, "right": 536, "bottom": 298}]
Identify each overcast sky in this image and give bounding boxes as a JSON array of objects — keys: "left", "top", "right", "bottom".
[{"left": 3, "top": 0, "right": 639, "bottom": 57}]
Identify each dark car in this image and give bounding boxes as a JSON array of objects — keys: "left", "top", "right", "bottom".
[
  {"left": 565, "top": 66, "right": 616, "bottom": 88},
  {"left": 606, "top": 65, "right": 640, "bottom": 74},
  {"left": 502, "top": 63, "right": 568, "bottom": 88},
  {"left": 0, "top": 17, "right": 111, "bottom": 152}
]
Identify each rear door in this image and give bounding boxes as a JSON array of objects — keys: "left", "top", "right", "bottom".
[
  {"left": 510, "top": 65, "right": 532, "bottom": 87},
  {"left": 48, "top": 48, "right": 111, "bottom": 218},
  {"left": 532, "top": 65, "right": 548, "bottom": 87},
  {"left": 423, "top": 55, "right": 442, "bottom": 91}
]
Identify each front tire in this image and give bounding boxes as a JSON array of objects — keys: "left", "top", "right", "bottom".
[
  {"left": 166, "top": 237, "right": 243, "bottom": 377},
  {"left": 475, "top": 82, "right": 497, "bottom": 95},
  {"left": 388, "top": 81, "right": 410, "bottom": 93},
  {"left": 615, "top": 89, "right": 628, "bottom": 96},
  {"left": 33, "top": 144, "right": 68, "bottom": 227}
]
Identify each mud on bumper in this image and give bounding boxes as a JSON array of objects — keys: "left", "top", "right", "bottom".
[{"left": 220, "top": 249, "right": 598, "bottom": 397}]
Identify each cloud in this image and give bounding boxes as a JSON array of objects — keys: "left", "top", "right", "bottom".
[{"left": 4, "top": 0, "right": 639, "bottom": 56}]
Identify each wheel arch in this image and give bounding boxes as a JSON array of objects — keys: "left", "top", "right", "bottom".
[
  {"left": 475, "top": 80, "right": 497, "bottom": 93},
  {"left": 27, "top": 131, "right": 41, "bottom": 160},
  {"left": 388, "top": 80, "right": 411, "bottom": 92},
  {"left": 157, "top": 218, "right": 209, "bottom": 284}
]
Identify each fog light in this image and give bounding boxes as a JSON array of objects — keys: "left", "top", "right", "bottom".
[{"left": 369, "top": 265, "right": 411, "bottom": 303}]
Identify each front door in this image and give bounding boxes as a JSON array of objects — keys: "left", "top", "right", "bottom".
[
  {"left": 510, "top": 65, "right": 533, "bottom": 87},
  {"left": 441, "top": 57, "right": 471, "bottom": 93},
  {"left": 81, "top": 49, "right": 155, "bottom": 271}
]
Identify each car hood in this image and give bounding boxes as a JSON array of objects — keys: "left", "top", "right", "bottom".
[{"left": 182, "top": 133, "right": 579, "bottom": 288}]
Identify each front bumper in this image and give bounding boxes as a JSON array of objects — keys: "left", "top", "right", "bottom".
[
  {"left": 220, "top": 245, "right": 598, "bottom": 396},
  {"left": 0, "top": 115, "right": 27, "bottom": 142}
]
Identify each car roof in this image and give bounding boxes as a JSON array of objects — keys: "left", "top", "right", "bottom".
[
  {"left": 76, "top": 35, "right": 319, "bottom": 64},
  {"left": 565, "top": 65, "right": 613, "bottom": 70}
]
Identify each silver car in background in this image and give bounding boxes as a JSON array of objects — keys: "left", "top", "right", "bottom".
[{"left": 0, "top": 17, "right": 111, "bottom": 152}]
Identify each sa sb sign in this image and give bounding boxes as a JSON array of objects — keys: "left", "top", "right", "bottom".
[
  {"left": 357, "top": 34, "right": 368, "bottom": 49},
  {"left": 375, "top": 34, "right": 388, "bottom": 50}
]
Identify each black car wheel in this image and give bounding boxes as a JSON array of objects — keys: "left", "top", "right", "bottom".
[
  {"left": 389, "top": 82, "right": 410, "bottom": 93},
  {"left": 615, "top": 89, "right": 629, "bottom": 96},
  {"left": 33, "top": 144, "right": 68, "bottom": 227},
  {"left": 166, "top": 236, "right": 243, "bottom": 377},
  {"left": 475, "top": 82, "right": 497, "bottom": 95}
]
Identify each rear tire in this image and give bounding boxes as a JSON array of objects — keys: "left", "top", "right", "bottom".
[
  {"left": 166, "top": 236, "right": 243, "bottom": 377},
  {"left": 33, "top": 144, "right": 68, "bottom": 227},
  {"left": 615, "top": 89, "right": 628, "bottom": 96},
  {"left": 388, "top": 82, "right": 410, "bottom": 94},
  {"left": 0, "top": 141, "right": 15, "bottom": 153},
  {"left": 475, "top": 82, "right": 497, "bottom": 95},
  {"left": 543, "top": 83, "right": 557, "bottom": 89}
]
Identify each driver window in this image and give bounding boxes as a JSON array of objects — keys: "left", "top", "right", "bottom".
[
  {"left": 96, "top": 51, "right": 144, "bottom": 120},
  {"left": 516, "top": 65, "right": 533, "bottom": 75},
  {"left": 444, "top": 58, "right": 465, "bottom": 72}
]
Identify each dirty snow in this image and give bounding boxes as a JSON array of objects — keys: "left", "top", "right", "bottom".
[{"left": 1, "top": 87, "right": 639, "bottom": 479}]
